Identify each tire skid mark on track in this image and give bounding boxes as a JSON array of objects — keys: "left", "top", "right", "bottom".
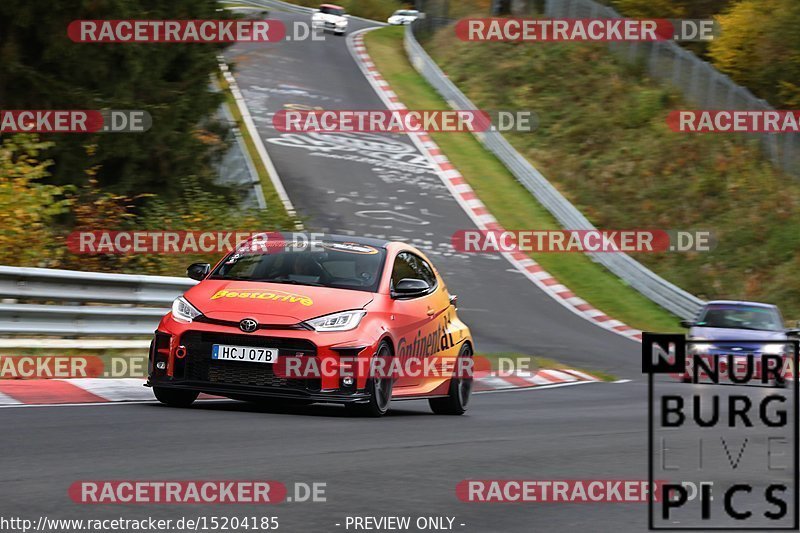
[
  {"left": 0, "top": 369, "right": 597, "bottom": 407},
  {"left": 347, "top": 29, "right": 643, "bottom": 344}
]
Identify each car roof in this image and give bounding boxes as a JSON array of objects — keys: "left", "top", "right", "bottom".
[
  {"left": 704, "top": 300, "right": 777, "bottom": 309},
  {"left": 320, "top": 4, "right": 344, "bottom": 8}
]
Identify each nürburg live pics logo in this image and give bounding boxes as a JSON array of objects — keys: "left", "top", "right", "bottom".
[{"left": 643, "top": 333, "right": 799, "bottom": 530}]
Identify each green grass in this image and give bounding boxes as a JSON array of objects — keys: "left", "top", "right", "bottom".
[
  {"left": 220, "top": 2, "right": 262, "bottom": 9},
  {"left": 365, "top": 26, "right": 680, "bottom": 332}
]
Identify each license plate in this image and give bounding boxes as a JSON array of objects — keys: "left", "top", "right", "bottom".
[{"left": 212, "top": 344, "right": 278, "bottom": 364}]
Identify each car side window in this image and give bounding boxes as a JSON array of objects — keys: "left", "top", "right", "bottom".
[
  {"left": 413, "top": 255, "right": 437, "bottom": 287},
  {"left": 391, "top": 252, "right": 437, "bottom": 292},
  {"left": 391, "top": 253, "right": 417, "bottom": 289}
]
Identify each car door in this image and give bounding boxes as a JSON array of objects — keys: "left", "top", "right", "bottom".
[{"left": 389, "top": 252, "right": 451, "bottom": 389}]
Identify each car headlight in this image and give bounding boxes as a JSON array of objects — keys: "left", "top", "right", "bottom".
[
  {"left": 172, "top": 297, "right": 203, "bottom": 323},
  {"left": 305, "top": 310, "right": 366, "bottom": 332},
  {"left": 763, "top": 343, "right": 788, "bottom": 355},
  {"left": 688, "top": 338, "right": 710, "bottom": 353},
  {"left": 336, "top": 19, "right": 347, "bottom": 26}
]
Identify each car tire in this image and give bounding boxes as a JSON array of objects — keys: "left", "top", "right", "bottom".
[
  {"left": 153, "top": 387, "right": 198, "bottom": 408},
  {"left": 347, "top": 341, "right": 393, "bottom": 417},
  {"left": 429, "top": 343, "right": 473, "bottom": 415}
]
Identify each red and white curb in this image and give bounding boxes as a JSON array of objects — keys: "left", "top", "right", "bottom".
[
  {"left": 0, "top": 379, "right": 221, "bottom": 407},
  {"left": 347, "top": 29, "right": 642, "bottom": 344},
  {"left": 0, "top": 370, "right": 597, "bottom": 406},
  {"left": 473, "top": 368, "right": 598, "bottom": 393}
]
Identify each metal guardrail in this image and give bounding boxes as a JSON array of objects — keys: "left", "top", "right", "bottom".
[
  {"left": 404, "top": 23, "right": 705, "bottom": 319},
  {"left": 0, "top": 267, "right": 196, "bottom": 336}
]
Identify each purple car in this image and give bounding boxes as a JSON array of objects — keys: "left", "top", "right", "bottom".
[{"left": 680, "top": 300, "right": 799, "bottom": 385}]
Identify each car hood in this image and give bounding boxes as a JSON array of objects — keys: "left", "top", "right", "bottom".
[
  {"left": 183, "top": 280, "right": 373, "bottom": 323},
  {"left": 690, "top": 327, "right": 787, "bottom": 341}
]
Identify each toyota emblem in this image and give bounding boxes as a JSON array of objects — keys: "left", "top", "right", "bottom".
[{"left": 239, "top": 318, "right": 258, "bottom": 333}]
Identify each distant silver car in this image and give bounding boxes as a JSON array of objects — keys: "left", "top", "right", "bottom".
[{"left": 387, "top": 9, "right": 421, "bottom": 25}]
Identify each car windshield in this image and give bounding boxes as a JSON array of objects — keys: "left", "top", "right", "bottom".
[
  {"left": 394, "top": 10, "right": 417, "bottom": 16},
  {"left": 320, "top": 6, "right": 344, "bottom": 15},
  {"left": 210, "top": 242, "right": 386, "bottom": 293},
  {"left": 698, "top": 305, "right": 784, "bottom": 331}
]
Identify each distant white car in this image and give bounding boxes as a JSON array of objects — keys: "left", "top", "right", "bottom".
[
  {"left": 311, "top": 4, "right": 348, "bottom": 35},
  {"left": 387, "top": 9, "right": 421, "bottom": 25}
]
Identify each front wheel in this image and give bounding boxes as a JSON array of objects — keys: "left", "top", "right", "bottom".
[
  {"left": 347, "top": 341, "right": 393, "bottom": 417},
  {"left": 153, "top": 387, "right": 198, "bottom": 408},
  {"left": 429, "top": 344, "right": 473, "bottom": 415}
]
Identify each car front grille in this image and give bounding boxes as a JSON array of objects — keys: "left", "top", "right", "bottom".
[{"left": 180, "top": 331, "right": 319, "bottom": 391}]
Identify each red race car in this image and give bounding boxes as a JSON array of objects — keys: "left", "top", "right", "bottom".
[{"left": 148, "top": 234, "right": 474, "bottom": 416}]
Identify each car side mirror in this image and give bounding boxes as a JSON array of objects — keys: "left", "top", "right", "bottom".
[
  {"left": 187, "top": 263, "right": 211, "bottom": 281},
  {"left": 786, "top": 328, "right": 800, "bottom": 338},
  {"left": 393, "top": 278, "right": 430, "bottom": 298},
  {"left": 679, "top": 319, "right": 695, "bottom": 328}
]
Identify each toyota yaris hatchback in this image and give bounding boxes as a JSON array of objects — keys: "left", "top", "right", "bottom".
[{"left": 148, "top": 235, "right": 474, "bottom": 416}]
